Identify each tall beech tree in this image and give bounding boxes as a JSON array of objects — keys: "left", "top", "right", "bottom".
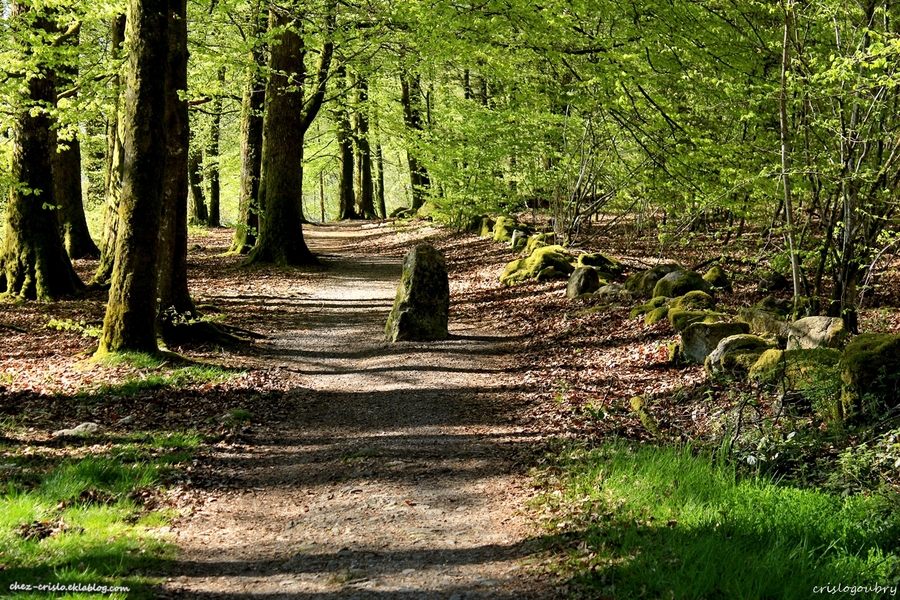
[
  {"left": 156, "top": 0, "right": 194, "bottom": 328},
  {"left": 229, "top": 9, "right": 265, "bottom": 254},
  {"left": 97, "top": 0, "right": 169, "bottom": 355},
  {"left": 245, "top": 1, "right": 335, "bottom": 266},
  {"left": 351, "top": 73, "right": 376, "bottom": 218},
  {"left": 1, "top": 3, "right": 83, "bottom": 301}
]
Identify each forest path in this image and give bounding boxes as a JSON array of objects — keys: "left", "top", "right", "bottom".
[{"left": 160, "top": 222, "right": 556, "bottom": 599}]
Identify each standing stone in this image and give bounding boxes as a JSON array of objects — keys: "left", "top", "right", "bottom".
[
  {"left": 385, "top": 245, "right": 449, "bottom": 342},
  {"left": 566, "top": 267, "right": 601, "bottom": 298}
]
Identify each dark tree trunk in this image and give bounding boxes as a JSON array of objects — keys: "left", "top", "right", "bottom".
[
  {"left": 1, "top": 4, "right": 83, "bottom": 300},
  {"left": 93, "top": 14, "right": 127, "bottom": 286},
  {"left": 98, "top": 0, "right": 169, "bottom": 354},
  {"left": 55, "top": 134, "right": 100, "bottom": 259},
  {"left": 336, "top": 76, "right": 357, "bottom": 220},
  {"left": 400, "top": 74, "right": 430, "bottom": 210},
  {"left": 374, "top": 129, "right": 386, "bottom": 219},
  {"left": 156, "top": 0, "right": 194, "bottom": 329},
  {"left": 245, "top": 4, "right": 334, "bottom": 266},
  {"left": 188, "top": 143, "right": 208, "bottom": 225},
  {"left": 352, "top": 74, "right": 376, "bottom": 219},
  {"left": 207, "top": 66, "right": 225, "bottom": 227},
  {"left": 230, "top": 31, "right": 264, "bottom": 254},
  {"left": 53, "top": 28, "right": 99, "bottom": 260}
]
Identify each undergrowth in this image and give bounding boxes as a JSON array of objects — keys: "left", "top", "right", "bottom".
[
  {"left": 532, "top": 440, "right": 900, "bottom": 599},
  {"left": 0, "top": 430, "right": 202, "bottom": 599}
]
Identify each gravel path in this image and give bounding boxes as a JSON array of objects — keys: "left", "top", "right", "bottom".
[{"left": 159, "top": 223, "right": 557, "bottom": 599}]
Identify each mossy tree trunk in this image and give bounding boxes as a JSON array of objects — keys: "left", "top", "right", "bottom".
[
  {"left": 54, "top": 29, "right": 100, "bottom": 260},
  {"left": 245, "top": 3, "right": 334, "bottom": 266},
  {"left": 373, "top": 123, "right": 386, "bottom": 219},
  {"left": 93, "top": 14, "right": 127, "bottom": 287},
  {"left": 352, "top": 73, "right": 377, "bottom": 219},
  {"left": 400, "top": 73, "right": 431, "bottom": 211},
  {"left": 188, "top": 143, "right": 209, "bottom": 225},
  {"left": 335, "top": 70, "right": 357, "bottom": 220},
  {"left": 207, "top": 66, "right": 225, "bottom": 227},
  {"left": 157, "top": 0, "right": 194, "bottom": 328},
  {"left": 229, "top": 23, "right": 265, "bottom": 254},
  {"left": 1, "top": 3, "right": 83, "bottom": 301},
  {"left": 97, "top": 0, "right": 169, "bottom": 355}
]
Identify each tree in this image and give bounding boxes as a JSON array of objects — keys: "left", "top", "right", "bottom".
[
  {"left": 97, "top": 0, "right": 169, "bottom": 355},
  {"left": 245, "top": 1, "right": 334, "bottom": 266},
  {"left": 351, "top": 72, "right": 376, "bottom": 218},
  {"left": 1, "top": 3, "right": 83, "bottom": 301}
]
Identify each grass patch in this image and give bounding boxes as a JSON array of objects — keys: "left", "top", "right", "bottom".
[
  {"left": 533, "top": 441, "right": 900, "bottom": 599},
  {"left": 77, "top": 352, "right": 238, "bottom": 399},
  {"left": 0, "top": 429, "right": 202, "bottom": 598}
]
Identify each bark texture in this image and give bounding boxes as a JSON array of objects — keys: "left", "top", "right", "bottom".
[
  {"left": 188, "top": 144, "right": 209, "bottom": 225},
  {"left": 230, "top": 46, "right": 264, "bottom": 253},
  {"left": 400, "top": 74, "right": 431, "bottom": 211},
  {"left": 98, "top": 0, "right": 169, "bottom": 354},
  {"left": 207, "top": 66, "right": 225, "bottom": 227},
  {"left": 1, "top": 4, "right": 82, "bottom": 300},
  {"left": 352, "top": 74, "right": 376, "bottom": 219}
]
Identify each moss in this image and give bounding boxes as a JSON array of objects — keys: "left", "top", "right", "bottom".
[
  {"left": 720, "top": 350, "right": 765, "bottom": 374},
  {"left": 624, "top": 263, "right": 682, "bottom": 298},
  {"left": 629, "top": 396, "right": 660, "bottom": 437},
  {"left": 671, "top": 290, "right": 715, "bottom": 312},
  {"left": 703, "top": 265, "right": 732, "bottom": 292},
  {"left": 576, "top": 252, "right": 624, "bottom": 275},
  {"left": 668, "top": 309, "right": 724, "bottom": 333},
  {"left": 478, "top": 216, "right": 495, "bottom": 237},
  {"left": 492, "top": 216, "right": 522, "bottom": 243},
  {"left": 525, "top": 232, "right": 555, "bottom": 255},
  {"left": 750, "top": 348, "right": 841, "bottom": 386},
  {"left": 838, "top": 333, "right": 900, "bottom": 422},
  {"left": 645, "top": 306, "right": 669, "bottom": 325},
  {"left": 630, "top": 296, "right": 670, "bottom": 319},
  {"left": 652, "top": 270, "right": 713, "bottom": 298},
  {"left": 667, "top": 342, "right": 682, "bottom": 364},
  {"left": 499, "top": 245, "right": 574, "bottom": 286}
]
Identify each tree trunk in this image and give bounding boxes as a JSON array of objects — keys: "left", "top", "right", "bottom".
[
  {"left": 93, "top": 14, "right": 127, "bottom": 286},
  {"left": 53, "top": 28, "right": 100, "bottom": 260},
  {"left": 245, "top": 4, "right": 334, "bottom": 266},
  {"left": 55, "top": 134, "right": 100, "bottom": 259},
  {"left": 374, "top": 129, "right": 386, "bottom": 219},
  {"left": 157, "top": 0, "right": 194, "bottom": 330},
  {"left": 352, "top": 74, "right": 376, "bottom": 219},
  {"left": 98, "top": 0, "right": 169, "bottom": 355},
  {"left": 207, "top": 66, "right": 225, "bottom": 227},
  {"left": 188, "top": 143, "right": 208, "bottom": 225},
  {"left": 400, "top": 74, "right": 430, "bottom": 210},
  {"left": 230, "top": 13, "right": 265, "bottom": 254},
  {"left": 336, "top": 77, "right": 357, "bottom": 220},
  {"left": 1, "top": 4, "right": 83, "bottom": 301}
]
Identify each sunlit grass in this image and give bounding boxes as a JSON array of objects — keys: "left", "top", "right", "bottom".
[
  {"left": 533, "top": 441, "right": 900, "bottom": 599},
  {"left": 0, "top": 430, "right": 201, "bottom": 599}
]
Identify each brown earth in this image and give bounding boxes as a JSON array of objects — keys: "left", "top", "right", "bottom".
[{"left": 155, "top": 222, "right": 561, "bottom": 599}]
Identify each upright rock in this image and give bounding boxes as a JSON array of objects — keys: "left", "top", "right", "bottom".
[
  {"left": 385, "top": 245, "right": 450, "bottom": 342},
  {"left": 566, "top": 267, "right": 602, "bottom": 298}
]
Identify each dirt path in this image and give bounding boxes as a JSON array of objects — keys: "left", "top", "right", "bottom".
[{"left": 159, "top": 223, "right": 557, "bottom": 599}]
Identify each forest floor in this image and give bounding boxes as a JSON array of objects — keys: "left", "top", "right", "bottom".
[{"left": 2, "top": 219, "right": 900, "bottom": 598}]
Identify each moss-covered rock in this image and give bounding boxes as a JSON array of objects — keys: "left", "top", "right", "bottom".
[
  {"left": 750, "top": 348, "right": 842, "bottom": 387},
  {"left": 668, "top": 309, "right": 726, "bottom": 333},
  {"left": 681, "top": 321, "right": 750, "bottom": 364},
  {"left": 389, "top": 206, "right": 414, "bottom": 219},
  {"left": 671, "top": 290, "right": 715, "bottom": 312},
  {"left": 524, "top": 232, "right": 555, "bottom": 255},
  {"left": 838, "top": 334, "right": 900, "bottom": 422},
  {"left": 595, "top": 283, "right": 632, "bottom": 303},
  {"left": 753, "top": 295, "right": 793, "bottom": 317},
  {"left": 477, "top": 216, "right": 496, "bottom": 237},
  {"left": 385, "top": 245, "right": 449, "bottom": 342},
  {"left": 624, "top": 263, "right": 682, "bottom": 299},
  {"left": 787, "top": 316, "right": 848, "bottom": 350},
  {"left": 492, "top": 216, "right": 521, "bottom": 243},
  {"left": 737, "top": 308, "right": 791, "bottom": 340},
  {"left": 629, "top": 396, "right": 660, "bottom": 437},
  {"left": 652, "top": 270, "right": 713, "bottom": 299},
  {"left": 705, "top": 334, "right": 775, "bottom": 375},
  {"left": 576, "top": 252, "right": 624, "bottom": 275},
  {"left": 630, "top": 296, "right": 670, "bottom": 319},
  {"left": 499, "top": 245, "right": 574, "bottom": 286},
  {"left": 703, "top": 265, "right": 732, "bottom": 292},
  {"left": 645, "top": 306, "right": 669, "bottom": 325},
  {"left": 416, "top": 201, "right": 439, "bottom": 220},
  {"left": 566, "top": 267, "right": 602, "bottom": 299}
]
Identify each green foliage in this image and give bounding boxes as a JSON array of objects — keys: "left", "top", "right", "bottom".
[
  {"left": 533, "top": 441, "right": 900, "bottom": 599},
  {"left": 44, "top": 319, "right": 102, "bottom": 339}
]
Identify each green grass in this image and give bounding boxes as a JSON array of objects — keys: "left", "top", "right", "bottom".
[
  {"left": 76, "top": 352, "right": 238, "bottom": 399},
  {"left": 533, "top": 441, "right": 900, "bottom": 599},
  {"left": 0, "top": 430, "right": 202, "bottom": 599}
]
